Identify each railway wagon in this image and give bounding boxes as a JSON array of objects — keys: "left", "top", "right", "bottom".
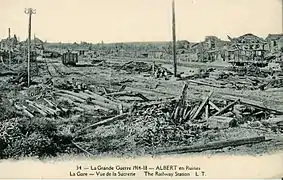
[{"left": 62, "top": 51, "right": 78, "bottom": 66}]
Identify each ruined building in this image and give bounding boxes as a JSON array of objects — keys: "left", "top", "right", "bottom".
[{"left": 225, "top": 34, "right": 268, "bottom": 66}]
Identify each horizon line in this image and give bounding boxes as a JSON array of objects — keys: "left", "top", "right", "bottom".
[{"left": 1, "top": 32, "right": 283, "bottom": 45}]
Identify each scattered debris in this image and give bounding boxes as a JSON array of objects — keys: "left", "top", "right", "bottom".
[{"left": 0, "top": 41, "right": 282, "bottom": 159}]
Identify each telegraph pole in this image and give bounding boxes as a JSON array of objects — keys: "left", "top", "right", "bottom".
[
  {"left": 8, "top": 28, "right": 11, "bottom": 66},
  {"left": 172, "top": 0, "right": 177, "bottom": 77},
  {"left": 24, "top": 8, "right": 36, "bottom": 87}
]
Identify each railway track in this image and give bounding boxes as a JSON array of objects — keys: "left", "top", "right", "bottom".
[
  {"left": 45, "top": 60, "right": 65, "bottom": 77},
  {"left": 107, "top": 57, "right": 231, "bottom": 70}
]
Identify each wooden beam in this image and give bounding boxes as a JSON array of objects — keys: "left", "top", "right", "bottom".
[
  {"left": 75, "top": 113, "right": 129, "bottom": 135},
  {"left": 208, "top": 101, "right": 220, "bottom": 111},
  {"left": 213, "top": 99, "right": 239, "bottom": 116},
  {"left": 191, "top": 91, "right": 213, "bottom": 120},
  {"left": 205, "top": 104, "right": 209, "bottom": 120},
  {"left": 157, "top": 136, "right": 267, "bottom": 154}
]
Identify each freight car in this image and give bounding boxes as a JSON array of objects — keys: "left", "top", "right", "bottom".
[{"left": 62, "top": 50, "right": 78, "bottom": 66}]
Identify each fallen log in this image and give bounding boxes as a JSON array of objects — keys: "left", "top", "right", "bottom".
[
  {"left": 119, "top": 85, "right": 127, "bottom": 92},
  {"left": 221, "top": 95, "right": 283, "bottom": 114},
  {"left": 14, "top": 104, "right": 23, "bottom": 111},
  {"left": 57, "top": 90, "right": 90, "bottom": 101},
  {"left": 56, "top": 92, "right": 85, "bottom": 103},
  {"left": 205, "top": 105, "right": 209, "bottom": 120},
  {"left": 73, "top": 107, "right": 85, "bottom": 112},
  {"left": 43, "top": 98, "right": 62, "bottom": 114},
  {"left": 58, "top": 97, "right": 75, "bottom": 104},
  {"left": 107, "top": 91, "right": 149, "bottom": 101},
  {"left": 20, "top": 105, "right": 34, "bottom": 118},
  {"left": 261, "top": 115, "right": 283, "bottom": 127},
  {"left": 91, "top": 99, "right": 119, "bottom": 111},
  {"left": 72, "top": 102, "right": 109, "bottom": 112},
  {"left": 126, "top": 86, "right": 175, "bottom": 96},
  {"left": 58, "top": 92, "right": 118, "bottom": 111},
  {"left": 157, "top": 136, "right": 267, "bottom": 154},
  {"left": 26, "top": 100, "right": 56, "bottom": 116},
  {"left": 208, "top": 101, "right": 220, "bottom": 111},
  {"left": 23, "top": 109, "right": 34, "bottom": 118},
  {"left": 185, "top": 105, "right": 198, "bottom": 120},
  {"left": 35, "top": 103, "right": 58, "bottom": 115},
  {"left": 75, "top": 113, "right": 129, "bottom": 135},
  {"left": 173, "top": 106, "right": 180, "bottom": 120},
  {"left": 71, "top": 141, "right": 94, "bottom": 156},
  {"left": 136, "top": 97, "right": 176, "bottom": 108},
  {"left": 187, "top": 80, "right": 225, "bottom": 88},
  {"left": 43, "top": 98, "right": 56, "bottom": 108},
  {"left": 213, "top": 99, "right": 239, "bottom": 116},
  {"left": 84, "top": 90, "right": 118, "bottom": 104},
  {"left": 25, "top": 102, "right": 48, "bottom": 116},
  {"left": 118, "top": 104, "right": 123, "bottom": 114},
  {"left": 102, "top": 87, "right": 109, "bottom": 95},
  {"left": 58, "top": 90, "right": 129, "bottom": 110},
  {"left": 0, "top": 71, "right": 17, "bottom": 76},
  {"left": 182, "top": 106, "right": 190, "bottom": 120}
]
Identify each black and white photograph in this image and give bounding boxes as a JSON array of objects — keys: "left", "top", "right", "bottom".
[{"left": 0, "top": 0, "right": 283, "bottom": 161}]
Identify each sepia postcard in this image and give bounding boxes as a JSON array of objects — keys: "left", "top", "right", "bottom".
[{"left": 0, "top": 0, "right": 283, "bottom": 179}]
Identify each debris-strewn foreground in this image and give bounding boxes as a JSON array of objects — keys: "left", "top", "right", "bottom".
[{"left": 0, "top": 58, "right": 283, "bottom": 159}]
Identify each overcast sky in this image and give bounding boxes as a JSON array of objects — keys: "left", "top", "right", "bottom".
[{"left": 0, "top": 0, "right": 282, "bottom": 43}]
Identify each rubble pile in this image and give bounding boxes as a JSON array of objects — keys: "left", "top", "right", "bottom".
[
  {"left": 112, "top": 61, "right": 173, "bottom": 79},
  {"left": 1, "top": 67, "right": 283, "bottom": 158},
  {"left": 152, "top": 63, "right": 173, "bottom": 79},
  {"left": 187, "top": 68, "right": 283, "bottom": 90},
  {"left": 116, "top": 61, "right": 151, "bottom": 73},
  {"left": 0, "top": 55, "right": 282, "bottom": 158},
  {"left": 128, "top": 87, "right": 283, "bottom": 153}
]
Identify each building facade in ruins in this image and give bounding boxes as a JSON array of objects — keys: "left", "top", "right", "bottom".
[
  {"left": 265, "top": 34, "right": 283, "bottom": 53},
  {"left": 190, "top": 36, "right": 228, "bottom": 62},
  {"left": 0, "top": 35, "right": 19, "bottom": 51},
  {"left": 225, "top": 34, "right": 268, "bottom": 65}
]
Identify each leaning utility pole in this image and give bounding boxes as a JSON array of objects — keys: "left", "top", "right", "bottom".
[
  {"left": 282, "top": 0, "right": 283, "bottom": 33},
  {"left": 172, "top": 0, "right": 177, "bottom": 77},
  {"left": 24, "top": 8, "right": 36, "bottom": 87},
  {"left": 8, "top": 28, "right": 11, "bottom": 66}
]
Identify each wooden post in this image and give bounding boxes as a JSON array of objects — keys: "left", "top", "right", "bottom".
[
  {"left": 8, "top": 28, "right": 11, "bottom": 66},
  {"left": 172, "top": 0, "right": 177, "bottom": 77},
  {"left": 152, "top": 61, "right": 155, "bottom": 76},
  {"left": 25, "top": 8, "right": 36, "bottom": 87}
]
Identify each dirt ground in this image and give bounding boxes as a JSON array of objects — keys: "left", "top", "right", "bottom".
[{"left": 0, "top": 57, "right": 283, "bottom": 159}]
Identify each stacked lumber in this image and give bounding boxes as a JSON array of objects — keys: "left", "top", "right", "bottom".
[
  {"left": 14, "top": 98, "right": 61, "bottom": 118},
  {"left": 55, "top": 89, "right": 132, "bottom": 113},
  {"left": 164, "top": 82, "right": 283, "bottom": 130}
]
